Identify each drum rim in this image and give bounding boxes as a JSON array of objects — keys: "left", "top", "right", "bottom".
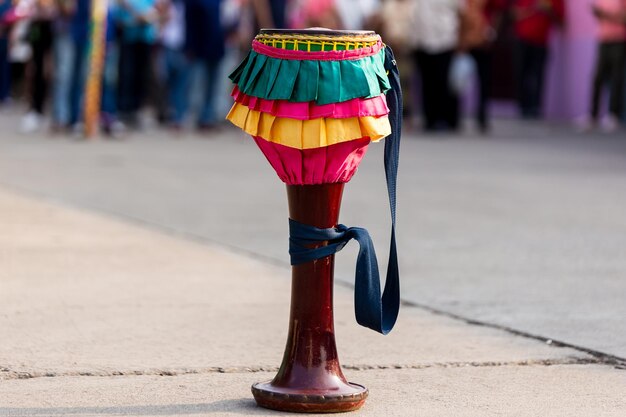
[{"left": 260, "top": 28, "right": 376, "bottom": 37}]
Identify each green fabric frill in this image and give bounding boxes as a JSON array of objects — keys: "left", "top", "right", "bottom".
[{"left": 229, "top": 49, "right": 390, "bottom": 105}]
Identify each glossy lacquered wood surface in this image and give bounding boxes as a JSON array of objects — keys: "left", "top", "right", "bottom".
[{"left": 251, "top": 184, "right": 367, "bottom": 413}]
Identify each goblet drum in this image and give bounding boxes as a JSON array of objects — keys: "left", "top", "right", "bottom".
[{"left": 227, "top": 28, "right": 402, "bottom": 413}]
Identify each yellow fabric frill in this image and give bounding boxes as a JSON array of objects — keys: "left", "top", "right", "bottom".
[{"left": 226, "top": 102, "right": 391, "bottom": 150}]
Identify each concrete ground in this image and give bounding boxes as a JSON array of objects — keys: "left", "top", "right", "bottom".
[
  {"left": 0, "top": 113, "right": 625, "bottom": 415},
  {"left": 1, "top": 186, "right": 625, "bottom": 416}
]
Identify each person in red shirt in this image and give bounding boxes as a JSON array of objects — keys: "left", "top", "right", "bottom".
[{"left": 512, "top": 0, "right": 565, "bottom": 118}]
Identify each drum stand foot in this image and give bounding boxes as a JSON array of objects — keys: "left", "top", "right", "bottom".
[{"left": 252, "top": 381, "right": 368, "bottom": 413}]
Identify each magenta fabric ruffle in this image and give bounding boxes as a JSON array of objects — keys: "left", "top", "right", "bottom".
[
  {"left": 231, "top": 86, "right": 389, "bottom": 120},
  {"left": 252, "top": 136, "right": 371, "bottom": 185},
  {"left": 251, "top": 39, "right": 384, "bottom": 61}
]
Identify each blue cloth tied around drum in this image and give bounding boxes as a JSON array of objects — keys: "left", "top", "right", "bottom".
[
  {"left": 289, "top": 219, "right": 398, "bottom": 334},
  {"left": 288, "top": 46, "right": 402, "bottom": 335}
]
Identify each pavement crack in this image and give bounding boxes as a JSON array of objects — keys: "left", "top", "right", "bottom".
[
  {"left": 342, "top": 357, "right": 606, "bottom": 370},
  {"left": 0, "top": 357, "right": 612, "bottom": 381},
  {"left": 0, "top": 366, "right": 278, "bottom": 381},
  {"left": 395, "top": 297, "right": 626, "bottom": 370}
]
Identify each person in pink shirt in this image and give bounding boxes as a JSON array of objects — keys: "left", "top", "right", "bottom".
[{"left": 588, "top": 0, "right": 626, "bottom": 131}]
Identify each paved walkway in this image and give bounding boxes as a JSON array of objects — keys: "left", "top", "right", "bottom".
[{"left": 1, "top": 187, "right": 625, "bottom": 416}]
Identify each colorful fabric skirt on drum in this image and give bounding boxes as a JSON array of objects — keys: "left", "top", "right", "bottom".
[{"left": 227, "top": 31, "right": 392, "bottom": 185}]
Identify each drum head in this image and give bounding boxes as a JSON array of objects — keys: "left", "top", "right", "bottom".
[{"left": 260, "top": 28, "right": 375, "bottom": 37}]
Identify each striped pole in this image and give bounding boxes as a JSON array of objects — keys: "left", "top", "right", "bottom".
[{"left": 83, "top": 0, "right": 108, "bottom": 138}]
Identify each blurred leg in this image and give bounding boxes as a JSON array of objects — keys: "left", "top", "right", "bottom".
[
  {"left": 396, "top": 50, "right": 413, "bottom": 119},
  {"left": 133, "top": 42, "right": 152, "bottom": 115},
  {"left": 52, "top": 32, "right": 74, "bottom": 126},
  {"left": 437, "top": 50, "right": 458, "bottom": 130},
  {"left": 529, "top": 45, "right": 548, "bottom": 118},
  {"left": 429, "top": 52, "right": 445, "bottom": 127},
  {"left": 101, "top": 42, "right": 120, "bottom": 131},
  {"left": 130, "top": 43, "right": 143, "bottom": 114},
  {"left": 198, "top": 59, "right": 221, "bottom": 126},
  {"left": 30, "top": 24, "right": 51, "bottom": 115},
  {"left": 514, "top": 40, "right": 532, "bottom": 117},
  {"left": 0, "top": 37, "right": 10, "bottom": 102},
  {"left": 166, "top": 48, "right": 190, "bottom": 125},
  {"left": 69, "top": 41, "right": 88, "bottom": 126},
  {"left": 471, "top": 48, "right": 492, "bottom": 131},
  {"left": 151, "top": 46, "right": 169, "bottom": 124},
  {"left": 414, "top": 50, "right": 437, "bottom": 130},
  {"left": 117, "top": 41, "right": 134, "bottom": 118},
  {"left": 608, "top": 43, "right": 625, "bottom": 119},
  {"left": 591, "top": 43, "right": 609, "bottom": 120}
]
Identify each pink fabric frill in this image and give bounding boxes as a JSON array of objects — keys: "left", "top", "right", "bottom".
[
  {"left": 251, "top": 39, "right": 383, "bottom": 61},
  {"left": 231, "top": 86, "right": 389, "bottom": 120},
  {"left": 252, "top": 136, "right": 371, "bottom": 185}
]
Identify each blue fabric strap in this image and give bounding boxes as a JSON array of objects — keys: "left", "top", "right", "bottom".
[{"left": 288, "top": 46, "right": 402, "bottom": 335}]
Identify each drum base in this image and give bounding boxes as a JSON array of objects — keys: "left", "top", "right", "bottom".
[{"left": 252, "top": 380, "right": 368, "bottom": 413}]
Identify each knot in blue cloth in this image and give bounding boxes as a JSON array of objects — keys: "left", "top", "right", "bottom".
[
  {"left": 288, "top": 218, "right": 399, "bottom": 335},
  {"left": 288, "top": 221, "right": 355, "bottom": 264}
]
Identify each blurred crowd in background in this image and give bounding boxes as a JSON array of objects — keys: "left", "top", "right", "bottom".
[{"left": 0, "top": 0, "right": 624, "bottom": 137}]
